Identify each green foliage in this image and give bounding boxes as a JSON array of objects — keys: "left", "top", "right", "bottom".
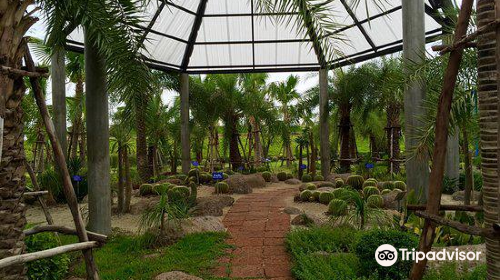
[
  {"left": 262, "top": 171, "right": 272, "bottom": 182},
  {"left": 423, "top": 263, "right": 486, "bottom": 280},
  {"left": 153, "top": 183, "right": 171, "bottom": 195},
  {"left": 167, "top": 186, "right": 190, "bottom": 203},
  {"left": 286, "top": 172, "right": 294, "bottom": 180},
  {"left": 458, "top": 170, "right": 483, "bottom": 191},
  {"left": 354, "top": 229, "right": 418, "bottom": 279},
  {"left": 301, "top": 173, "right": 313, "bottom": 182},
  {"left": 311, "top": 191, "right": 321, "bottom": 202},
  {"left": 256, "top": 166, "right": 268, "bottom": 172},
  {"left": 189, "top": 182, "right": 197, "bottom": 204},
  {"left": 188, "top": 168, "right": 200, "bottom": 178},
  {"left": 362, "top": 186, "right": 380, "bottom": 197},
  {"left": 332, "top": 188, "right": 346, "bottom": 199},
  {"left": 366, "top": 195, "right": 384, "bottom": 208},
  {"left": 334, "top": 178, "right": 344, "bottom": 188},
  {"left": 286, "top": 226, "right": 359, "bottom": 255},
  {"left": 214, "top": 182, "right": 229, "bottom": 194},
  {"left": 313, "top": 174, "right": 324, "bottom": 181},
  {"left": 139, "top": 184, "right": 154, "bottom": 196},
  {"left": 393, "top": 181, "right": 407, "bottom": 191},
  {"left": 346, "top": 175, "right": 364, "bottom": 190},
  {"left": 277, "top": 172, "right": 287, "bottom": 181},
  {"left": 222, "top": 173, "right": 229, "bottom": 179},
  {"left": 305, "top": 183, "right": 317, "bottom": 190},
  {"left": 319, "top": 192, "right": 335, "bottom": 204},
  {"left": 382, "top": 181, "right": 395, "bottom": 190},
  {"left": 199, "top": 172, "right": 212, "bottom": 184},
  {"left": 300, "top": 190, "right": 313, "bottom": 201},
  {"left": 328, "top": 199, "right": 348, "bottom": 216},
  {"left": 26, "top": 232, "right": 70, "bottom": 280}
]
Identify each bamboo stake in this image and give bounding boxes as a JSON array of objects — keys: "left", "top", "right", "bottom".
[
  {"left": 0, "top": 242, "right": 98, "bottom": 270},
  {"left": 0, "top": 65, "right": 49, "bottom": 78},
  {"left": 24, "top": 46, "right": 101, "bottom": 280},
  {"left": 409, "top": 1, "right": 474, "bottom": 279}
]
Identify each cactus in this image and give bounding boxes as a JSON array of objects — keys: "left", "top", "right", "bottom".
[
  {"left": 366, "top": 195, "right": 384, "bottom": 208},
  {"left": 139, "top": 184, "right": 154, "bottom": 196},
  {"left": 214, "top": 182, "right": 230, "bottom": 194},
  {"left": 381, "top": 189, "right": 391, "bottom": 195},
  {"left": 222, "top": 173, "right": 229, "bottom": 179},
  {"left": 318, "top": 181, "right": 335, "bottom": 188},
  {"left": 319, "top": 192, "right": 335, "bottom": 204},
  {"left": 313, "top": 174, "right": 324, "bottom": 181},
  {"left": 346, "top": 175, "right": 364, "bottom": 190},
  {"left": 305, "top": 183, "right": 317, "bottom": 190},
  {"left": 189, "top": 182, "right": 198, "bottom": 204},
  {"left": 328, "top": 199, "right": 348, "bottom": 216},
  {"left": 300, "top": 190, "right": 313, "bottom": 201},
  {"left": 256, "top": 166, "right": 268, "bottom": 172},
  {"left": 262, "top": 171, "right": 272, "bottom": 182},
  {"left": 332, "top": 188, "right": 346, "bottom": 199},
  {"left": 362, "top": 180, "right": 377, "bottom": 188},
  {"left": 382, "top": 181, "right": 395, "bottom": 190},
  {"left": 311, "top": 191, "right": 321, "bottom": 201},
  {"left": 363, "top": 186, "right": 380, "bottom": 198},
  {"left": 154, "top": 183, "right": 171, "bottom": 195},
  {"left": 301, "top": 174, "right": 313, "bottom": 182},
  {"left": 277, "top": 172, "right": 287, "bottom": 181},
  {"left": 365, "top": 178, "right": 378, "bottom": 184},
  {"left": 393, "top": 181, "right": 407, "bottom": 191},
  {"left": 168, "top": 186, "right": 191, "bottom": 202},
  {"left": 188, "top": 168, "right": 200, "bottom": 178},
  {"left": 334, "top": 178, "right": 345, "bottom": 188},
  {"left": 286, "top": 173, "right": 294, "bottom": 180}
]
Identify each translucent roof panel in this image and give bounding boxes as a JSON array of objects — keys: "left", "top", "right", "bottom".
[{"left": 66, "top": 0, "right": 446, "bottom": 74}]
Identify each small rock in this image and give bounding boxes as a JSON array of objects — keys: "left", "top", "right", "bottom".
[
  {"left": 158, "top": 178, "right": 184, "bottom": 185},
  {"left": 129, "top": 197, "right": 160, "bottom": 215},
  {"left": 317, "top": 187, "right": 335, "bottom": 192},
  {"left": 284, "top": 207, "right": 301, "bottom": 215},
  {"left": 291, "top": 213, "right": 322, "bottom": 226},
  {"left": 225, "top": 174, "right": 266, "bottom": 194},
  {"left": 285, "top": 178, "right": 302, "bottom": 185},
  {"left": 452, "top": 190, "right": 479, "bottom": 202},
  {"left": 192, "top": 195, "right": 234, "bottom": 217},
  {"left": 271, "top": 174, "right": 280, "bottom": 183},
  {"left": 179, "top": 216, "right": 226, "bottom": 235},
  {"left": 382, "top": 190, "right": 406, "bottom": 209},
  {"left": 155, "top": 271, "right": 202, "bottom": 280}
]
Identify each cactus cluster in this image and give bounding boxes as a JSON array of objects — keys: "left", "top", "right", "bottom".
[
  {"left": 139, "top": 184, "right": 154, "bottom": 196},
  {"left": 305, "top": 183, "right": 317, "bottom": 190},
  {"left": 381, "top": 189, "right": 391, "bottom": 195},
  {"left": 277, "top": 172, "right": 287, "bottom": 181},
  {"left": 393, "top": 181, "right": 407, "bottom": 191},
  {"left": 188, "top": 168, "right": 200, "bottom": 178},
  {"left": 311, "top": 191, "right": 321, "bottom": 201},
  {"left": 300, "top": 190, "right": 313, "bottom": 201},
  {"left": 313, "top": 174, "right": 324, "bottom": 181},
  {"left": 328, "top": 199, "right": 348, "bottom": 216},
  {"left": 346, "top": 175, "right": 364, "bottom": 190},
  {"left": 362, "top": 180, "right": 377, "bottom": 188},
  {"left": 214, "top": 182, "right": 230, "bottom": 194},
  {"left": 366, "top": 194, "right": 384, "bottom": 208},
  {"left": 168, "top": 186, "right": 191, "bottom": 202},
  {"left": 334, "top": 178, "right": 344, "bottom": 188},
  {"left": 319, "top": 192, "right": 335, "bottom": 204},
  {"left": 381, "top": 181, "right": 395, "bottom": 190},
  {"left": 301, "top": 173, "right": 312, "bottom": 182},
  {"left": 332, "top": 188, "right": 346, "bottom": 199},
  {"left": 363, "top": 186, "right": 380, "bottom": 197},
  {"left": 262, "top": 171, "right": 272, "bottom": 182},
  {"left": 199, "top": 172, "right": 212, "bottom": 184}
]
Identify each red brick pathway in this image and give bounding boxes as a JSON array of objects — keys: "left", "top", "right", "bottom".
[{"left": 215, "top": 189, "right": 296, "bottom": 279}]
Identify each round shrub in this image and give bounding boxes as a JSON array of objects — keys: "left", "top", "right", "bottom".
[
  {"left": 366, "top": 195, "right": 384, "bottom": 208},
  {"left": 319, "top": 192, "right": 335, "bottom": 204},
  {"left": 328, "top": 199, "right": 348, "bottom": 216},
  {"left": 362, "top": 180, "right": 377, "bottom": 188},
  {"left": 332, "top": 188, "right": 346, "bottom": 199},
  {"left": 363, "top": 186, "right": 380, "bottom": 197},
  {"left": 382, "top": 181, "right": 395, "bottom": 190},
  {"left": 334, "top": 178, "right": 345, "bottom": 188},
  {"left": 300, "top": 190, "right": 313, "bottom": 201},
  {"left": 286, "top": 173, "right": 294, "bottom": 180},
  {"left": 313, "top": 174, "right": 324, "bottom": 181},
  {"left": 394, "top": 181, "right": 407, "bottom": 191},
  {"left": 139, "top": 184, "right": 154, "bottom": 196},
  {"left": 354, "top": 229, "right": 418, "bottom": 279},
  {"left": 301, "top": 174, "right": 313, "bottom": 182},
  {"left": 26, "top": 232, "right": 70, "bottom": 280},
  {"left": 381, "top": 189, "right": 391, "bottom": 195},
  {"left": 346, "top": 175, "right": 364, "bottom": 190},
  {"left": 188, "top": 168, "right": 200, "bottom": 178},
  {"left": 305, "top": 183, "right": 317, "bottom": 190},
  {"left": 262, "top": 171, "right": 272, "bottom": 182},
  {"left": 277, "top": 172, "right": 287, "bottom": 181},
  {"left": 311, "top": 191, "right": 321, "bottom": 202},
  {"left": 215, "top": 182, "right": 229, "bottom": 194}
]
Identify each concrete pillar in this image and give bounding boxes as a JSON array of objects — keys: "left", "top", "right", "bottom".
[
  {"left": 319, "top": 69, "right": 330, "bottom": 178},
  {"left": 51, "top": 47, "right": 67, "bottom": 157},
  {"left": 85, "top": 33, "right": 111, "bottom": 235},
  {"left": 402, "top": 0, "right": 430, "bottom": 201},
  {"left": 180, "top": 73, "right": 191, "bottom": 174}
]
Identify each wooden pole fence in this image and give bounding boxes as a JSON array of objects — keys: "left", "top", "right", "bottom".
[
  {"left": 407, "top": 204, "right": 483, "bottom": 212},
  {"left": 24, "top": 225, "right": 107, "bottom": 244}
]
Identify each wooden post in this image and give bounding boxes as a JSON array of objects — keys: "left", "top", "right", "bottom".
[
  {"left": 24, "top": 46, "right": 100, "bottom": 280},
  {"left": 409, "top": 1, "right": 474, "bottom": 279},
  {"left": 319, "top": 68, "right": 330, "bottom": 178},
  {"left": 180, "top": 73, "right": 191, "bottom": 174}
]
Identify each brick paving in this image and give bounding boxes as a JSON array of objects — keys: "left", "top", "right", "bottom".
[{"left": 215, "top": 189, "right": 296, "bottom": 279}]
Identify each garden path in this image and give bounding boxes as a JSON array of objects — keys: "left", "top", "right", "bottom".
[{"left": 215, "top": 188, "right": 297, "bottom": 279}]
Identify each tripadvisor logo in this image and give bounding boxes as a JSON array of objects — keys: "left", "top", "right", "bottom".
[{"left": 375, "top": 244, "right": 482, "bottom": 266}]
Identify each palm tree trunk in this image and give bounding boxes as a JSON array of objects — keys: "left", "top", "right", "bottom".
[
  {"left": 309, "top": 130, "right": 317, "bottom": 175},
  {"left": 387, "top": 102, "right": 402, "bottom": 173},
  {"left": 136, "top": 102, "right": 149, "bottom": 182},
  {"left": 117, "top": 147, "right": 124, "bottom": 212},
  {"left": 477, "top": 1, "right": 500, "bottom": 278},
  {"left": 79, "top": 128, "right": 86, "bottom": 164},
  {"left": 462, "top": 129, "right": 473, "bottom": 205},
  {"left": 70, "top": 78, "right": 84, "bottom": 159},
  {"left": 250, "top": 116, "right": 262, "bottom": 167},
  {"left": 123, "top": 148, "right": 132, "bottom": 213},
  {"left": 228, "top": 113, "right": 243, "bottom": 170},
  {"left": 339, "top": 105, "right": 351, "bottom": 172},
  {"left": 298, "top": 145, "right": 304, "bottom": 179}
]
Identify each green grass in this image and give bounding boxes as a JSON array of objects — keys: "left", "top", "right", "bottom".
[{"left": 65, "top": 232, "right": 231, "bottom": 280}]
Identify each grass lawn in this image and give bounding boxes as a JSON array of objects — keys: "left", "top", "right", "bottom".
[{"left": 65, "top": 232, "right": 231, "bottom": 280}]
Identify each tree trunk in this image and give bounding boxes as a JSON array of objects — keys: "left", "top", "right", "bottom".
[
  {"left": 123, "top": 148, "right": 132, "bottom": 213},
  {"left": 387, "top": 102, "right": 401, "bottom": 173},
  {"left": 349, "top": 128, "right": 357, "bottom": 159},
  {"left": 136, "top": 101, "right": 149, "bottom": 182},
  {"left": 309, "top": 130, "right": 317, "bottom": 175},
  {"left": 462, "top": 129, "right": 473, "bottom": 205},
  {"left": 298, "top": 144, "right": 304, "bottom": 179},
  {"left": 148, "top": 145, "right": 156, "bottom": 179},
  {"left": 339, "top": 105, "right": 351, "bottom": 172},
  {"left": 117, "top": 147, "right": 124, "bottom": 212},
  {"left": 228, "top": 113, "right": 243, "bottom": 171},
  {"left": 251, "top": 117, "right": 263, "bottom": 167},
  {"left": 477, "top": 0, "right": 500, "bottom": 278},
  {"left": 70, "top": 78, "right": 84, "bottom": 160}
]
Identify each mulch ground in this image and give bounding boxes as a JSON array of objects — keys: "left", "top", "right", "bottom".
[{"left": 214, "top": 188, "right": 297, "bottom": 280}]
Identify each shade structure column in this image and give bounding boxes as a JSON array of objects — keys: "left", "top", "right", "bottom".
[
  {"left": 319, "top": 68, "right": 330, "bottom": 178},
  {"left": 85, "top": 33, "right": 111, "bottom": 235},
  {"left": 180, "top": 73, "right": 191, "bottom": 174},
  {"left": 51, "top": 47, "right": 67, "bottom": 158},
  {"left": 402, "top": 0, "right": 429, "bottom": 201}
]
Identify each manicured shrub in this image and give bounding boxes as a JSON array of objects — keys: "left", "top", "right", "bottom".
[
  {"left": 262, "top": 171, "right": 272, "bottom": 182},
  {"left": 313, "top": 174, "right": 324, "bottom": 181},
  {"left": 328, "top": 199, "right": 348, "bottom": 216},
  {"left": 286, "top": 173, "right": 294, "bottom": 180},
  {"left": 277, "top": 172, "right": 287, "bottom": 181},
  {"left": 319, "top": 192, "right": 335, "bottom": 204},
  {"left": 26, "top": 232, "right": 70, "bottom": 280},
  {"left": 300, "top": 190, "right": 313, "bottom": 201},
  {"left": 354, "top": 229, "right": 418, "bottom": 279},
  {"left": 363, "top": 186, "right": 380, "bottom": 197},
  {"left": 311, "top": 191, "right": 321, "bottom": 202},
  {"left": 346, "top": 175, "right": 364, "bottom": 190},
  {"left": 305, "top": 183, "right": 317, "bottom": 190},
  {"left": 139, "top": 184, "right": 154, "bottom": 196},
  {"left": 334, "top": 178, "right": 344, "bottom": 188},
  {"left": 301, "top": 173, "right": 313, "bottom": 182},
  {"left": 381, "top": 189, "right": 391, "bottom": 195},
  {"left": 362, "top": 180, "right": 377, "bottom": 188},
  {"left": 366, "top": 194, "right": 384, "bottom": 208},
  {"left": 394, "top": 181, "right": 407, "bottom": 191},
  {"left": 214, "top": 182, "right": 229, "bottom": 194},
  {"left": 382, "top": 181, "right": 395, "bottom": 190}
]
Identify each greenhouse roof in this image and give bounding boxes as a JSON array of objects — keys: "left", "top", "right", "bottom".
[{"left": 66, "top": 0, "right": 446, "bottom": 74}]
